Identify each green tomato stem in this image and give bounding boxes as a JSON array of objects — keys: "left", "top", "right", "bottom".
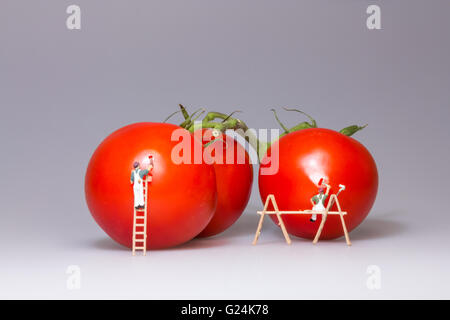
[
  {"left": 270, "top": 109, "right": 289, "bottom": 133},
  {"left": 339, "top": 124, "right": 368, "bottom": 136},
  {"left": 282, "top": 107, "right": 317, "bottom": 128},
  {"left": 168, "top": 105, "right": 369, "bottom": 164}
]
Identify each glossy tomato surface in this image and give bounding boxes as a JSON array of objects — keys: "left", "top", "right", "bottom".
[
  {"left": 259, "top": 128, "right": 378, "bottom": 240},
  {"left": 197, "top": 129, "right": 253, "bottom": 237},
  {"left": 85, "top": 122, "right": 217, "bottom": 249}
]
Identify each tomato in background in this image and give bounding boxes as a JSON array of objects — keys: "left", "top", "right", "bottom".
[
  {"left": 197, "top": 129, "right": 253, "bottom": 237},
  {"left": 85, "top": 122, "right": 217, "bottom": 249},
  {"left": 258, "top": 128, "right": 378, "bottom": 240}
]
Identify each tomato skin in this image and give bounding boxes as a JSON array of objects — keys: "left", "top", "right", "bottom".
[
  {"left": 85, "top": 122, "right": 217, "bottom": 249},
  {"left": 258, "top": 128, "right": 378, "bottom": 240},
  {"left": 197, "top": 129, "right": 253, "bottom": 237}
]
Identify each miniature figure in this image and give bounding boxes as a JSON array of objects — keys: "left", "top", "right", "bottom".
[
  {"left": 253, "top": 179, "right": 351, "bottom": 246},
  {"left": 130, "top": 157, "right": 153, "bottom": 209},
  {"left": 131, "top": 155, "right": 154, "bottom": 256},
  {"left": 310, "top": 180, "right": 330, "bottom": 222}
]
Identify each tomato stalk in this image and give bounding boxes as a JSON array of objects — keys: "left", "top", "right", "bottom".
[
  {"left": 174, "top": 106, "right": 269, "bottom": 161},
  {"left": 271, "top": 107, "right": 367, "bottom": 138},
  {"left": 197, "top": 111, "right": 271, "bottom": 161},
  {"left": 339, "top": 124, "right": 368, "bottom": 136},
  {"left": 169, "top": 104, "right": 367, "bottom": 162},
  {"left": 271, "top": 108, "right": 318, "bottom": 139}
]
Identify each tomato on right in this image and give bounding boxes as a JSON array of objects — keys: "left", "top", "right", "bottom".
[{"left": 258, "top": 128, "right": 378, "bottom": 240}]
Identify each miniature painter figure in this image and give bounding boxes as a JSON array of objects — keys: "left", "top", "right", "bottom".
[
  {"left": 253, "top": 181, "right": 351, "bottom": 246},
  {"left": 130, "top": 157, "right": 153, "bottom": 209},
  {"left": 310, "top": 180, "right": 330, "bottom": 222}
]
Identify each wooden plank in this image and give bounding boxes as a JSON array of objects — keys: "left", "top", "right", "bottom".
[
  {"left": 252, "top": 194, "right": 273, "bottom": 245},
  {"left": 335, "top": 198, "right": 351, "bottom": 246},
  {"left": 132, "top": 207, "right": 136, "bottom": 255},
  {"left": 270, "top": 196, "right": 291, "bottom": 245},
  {"left": 132, "top": 177, "right": 149, "bottom": 256},
  {"left": 252, "top": 213, "right": 265, "bottom": 245},
  {"left": 143, "top": 179, "right": 148, "bottom": 255},
  {"left": 254, "top": 192, "right": 351, "bottom": 246},
  {"left": 313, "top": 194, "right": 335, "bottom": 244},
  {"left": 257, "top": 210, "right": 347, "bottom": 215}
]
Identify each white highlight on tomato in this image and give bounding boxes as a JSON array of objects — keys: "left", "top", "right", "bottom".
[{"left": 300, "top": 153, "right": 329, "bottom": 186}]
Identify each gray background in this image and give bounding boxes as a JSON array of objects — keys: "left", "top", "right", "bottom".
[{"left": 0, "top": 0, "right": 449, "bottom": 299}]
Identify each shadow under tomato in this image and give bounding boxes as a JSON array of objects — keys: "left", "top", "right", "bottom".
[
  {"left": 217, "top": 205, "right": 278, "bottom": 239},
  {"left": 89, "top": 234, "right": 231, "bottom": 252},
  {"left": 89, "top": 211, "right": 407, "bottom": 251},
  {"left": 90, "top": 238, "right": 128, "bottom": 251},
  {"left": 163, "top": 237, "right": 231, "bottom": 251},
  {"left": 349, "top": 213, "right": 408, "bottom": 241},
  {"left": 220, "top": 208, "right": 409, "bottom": 242}
]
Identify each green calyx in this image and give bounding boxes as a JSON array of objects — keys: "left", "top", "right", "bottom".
[
  {"left": 339, "top": 124, "right": 368, "bottom": 136},
  {"left": 271, "top": 108, "right": 317, "bottom": 139},
  {"left": 167, "top": 105, "right": 269, "bottom": 161},
  {"left": 164, "top": 104, "right": 369, "bottom": 162},
  {"left": 270, "top": 107, "right": 367, "bottom": 137}
]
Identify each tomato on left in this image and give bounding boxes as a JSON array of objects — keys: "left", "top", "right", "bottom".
[{"left": 85, "top": 122, "right": 217, "bottom": 250}]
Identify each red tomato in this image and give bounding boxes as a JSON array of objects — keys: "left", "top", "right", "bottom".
[
  {"left": 259, "top": 128, "right": 378, "bottom": 240},
  {"left": 197, "top": 129, "right": 253, "bottom": 237},
  {"left": 85, "top": 122, "right": 217, "bottom": 249}
]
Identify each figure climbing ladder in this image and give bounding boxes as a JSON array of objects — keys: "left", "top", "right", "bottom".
[
  {"left": 132, "top": 176, "right": 149, "bottom": 255},
  {"left": 252, "top": 184, "right": 351, "bottom": 246},
  {"left": 131, "top": 156, "right": 153, "bottom": 256}
]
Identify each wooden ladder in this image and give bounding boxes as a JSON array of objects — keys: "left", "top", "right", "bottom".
[
  {"left": 253, "top": 194, "right": 351, "bottom": 246},
  {"left": 252, "top": 195, "right": 292, "bottom": 245},
  {"left": 312, "top": 194, "right": 351, "bottom": 246},
  {"left": 132, "top": 178, "right": 149, "bottom": 256}
]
